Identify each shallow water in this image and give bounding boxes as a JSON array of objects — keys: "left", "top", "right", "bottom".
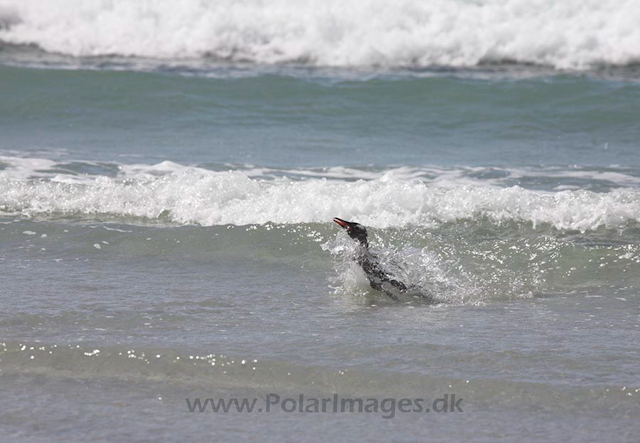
[{"left": 1, "top": 1, "right": 640, "bottom": 441}]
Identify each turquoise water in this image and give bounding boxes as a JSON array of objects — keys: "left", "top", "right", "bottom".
[
  {"left": 1, "top": 1, "right": 640, "bottom": 441},
  {"left": 2, "top": 65, "right": 639, "bottom": 168}
]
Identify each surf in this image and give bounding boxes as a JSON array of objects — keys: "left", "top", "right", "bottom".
[
  {"left": 1, "top": 0, "right": 639, "bottom": 70},
  {"left": 2, "top": 161, "right": 640, "bottom": 231}
]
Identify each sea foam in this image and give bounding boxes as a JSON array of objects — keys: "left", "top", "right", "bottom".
[
  {"left": 1, "top": 166, "right": 639, "bottom": 231},
  {"left": 0, "top": 0, "right": 638, "bottom": 70}
]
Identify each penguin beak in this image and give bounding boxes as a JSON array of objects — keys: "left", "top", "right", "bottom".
[{"left": 333, "top": 217, "right": 352, "bottom": 231}]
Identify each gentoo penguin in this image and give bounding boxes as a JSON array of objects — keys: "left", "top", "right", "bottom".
[{"left": 333, "top": 217, "right": 409, "bottom": 300}]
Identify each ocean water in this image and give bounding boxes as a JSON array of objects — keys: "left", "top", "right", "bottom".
[{"left": 1, "top": 1, "right": 640, "bottom": 442}]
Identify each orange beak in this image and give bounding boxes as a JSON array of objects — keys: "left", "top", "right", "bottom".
[{"left": 333, "top": 217, "right": 352, "bottom": 231}]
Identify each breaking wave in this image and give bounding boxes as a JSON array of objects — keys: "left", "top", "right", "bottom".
[
  {"left": 0, "top": 0, "right": 638, "bottom": 70},
  {"left": 1, "top": 158, "right": 640, "bottom": 231}
]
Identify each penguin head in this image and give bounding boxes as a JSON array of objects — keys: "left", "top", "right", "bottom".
[{"left": 333, "top": 217, "right": 369, "bottom": 247}]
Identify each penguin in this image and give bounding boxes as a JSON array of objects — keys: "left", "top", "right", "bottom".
[{"left": 333, "top": 217, "right": 409, "bottom": 300}]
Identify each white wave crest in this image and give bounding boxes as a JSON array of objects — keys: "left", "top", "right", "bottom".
[
  {"left": 1, "top": 168, "right": 640, "bottom": 231},
  {"left": 0, "top": 0, "right": 638, "bottom": 69}
]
